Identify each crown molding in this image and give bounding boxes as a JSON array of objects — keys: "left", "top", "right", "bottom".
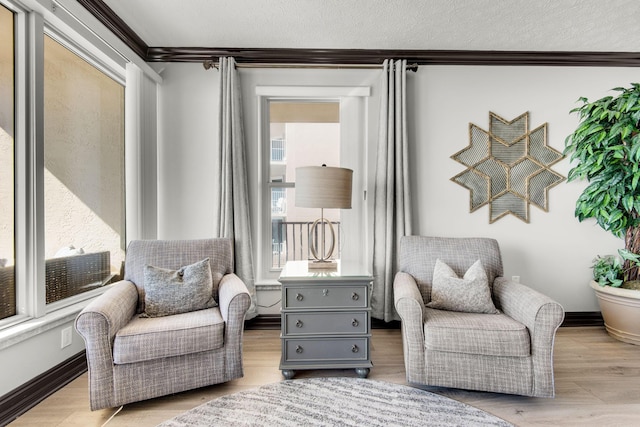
[
  {"left": 75, "top": 0, "right": 148, "bottom": 60},
  {"left": 146, "top": 47, "right": 640, "bottom": 66},
  {"left": 78, "top": 0, "right": 640, "bottom": 67}
]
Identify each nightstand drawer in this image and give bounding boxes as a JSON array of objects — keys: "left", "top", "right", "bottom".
[
  {"left": 283, "top": 337, "right": 369, "bottom": 362},
  {"left": 284, "top": 311, "right": 369, "bottom": 335},
  {"left": 284, "top": 285, "right": 368, "bottom": 309}
]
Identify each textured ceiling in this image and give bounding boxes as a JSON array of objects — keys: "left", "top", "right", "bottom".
[{"left": 102, "top": 0, "right": 640, "bottom": 52}]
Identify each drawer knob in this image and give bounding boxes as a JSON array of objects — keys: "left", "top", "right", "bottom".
[
  {"left": 296, "top": 345, "right": 303, "bottom": 354},
  {"left": 323, "top": 288, "right": 329, "bottom": 296},
  {"left": 296, "top": 319, "right": 304, "bottom": 328},
  {"left": 352, "top": 318, "right": 359, "bottom": 327},
  {"left": 351, "top": 292, "right": 359, "bottom": 301},
  {"left": 296, "top": 293, "right": 304, "bottom": 301},
  {"left": 352, "top": 345, "right": 359, "bottom": 353}
]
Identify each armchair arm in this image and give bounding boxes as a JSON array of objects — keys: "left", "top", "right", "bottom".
[
  {"left": 75, "top": 280, "right": 138, "bottom": 344},
  {"left": 218, "top": 273, "right": 251, "bottom": 379},
  {"left": 74, "top": 280, "right": 138, "bottom": 410},
  {"left": 393, "top": 272, "right": 427, "bottom": 384},
  {"left": 218, "top": 273, "right": 251, "bottom": 324},
  {"left": 493, "top": 277, "right": 564, "bottom": 335},
  {"left": 394, "top": 272, "right": 426, "bottom": 320},
  {"left": 493, "top": 277, "right": 564, "bottom": 397}
]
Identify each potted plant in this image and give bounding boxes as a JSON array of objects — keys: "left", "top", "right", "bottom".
[{"left": 565, "top": 82, "right": 640, "bottom": 345}]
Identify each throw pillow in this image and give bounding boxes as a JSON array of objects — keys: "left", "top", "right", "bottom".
[
  {"left": 141, "top": 258, "right": 218, "bottom": 318},
  {"left": 427, "top": 259, "right": 499, "bottom": 314}
]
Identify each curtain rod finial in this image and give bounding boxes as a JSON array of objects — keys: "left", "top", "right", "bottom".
[{"left": 203, "top": 60, "right": 215, "bottom": 70}]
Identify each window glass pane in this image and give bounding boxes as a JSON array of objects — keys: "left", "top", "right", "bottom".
[
  {"left": 43, "top": 36, "right": 124, "bottom": 304},
  {"left": 268, "top": 102, "right": 340, "bottom": 269},
  {"left": 0, "top": 5, "right": 16, "bottom": 320}
]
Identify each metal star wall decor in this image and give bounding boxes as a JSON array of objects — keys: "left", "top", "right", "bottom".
[{"left": 451, "top": 112, "right": 565, "bottom": 223}]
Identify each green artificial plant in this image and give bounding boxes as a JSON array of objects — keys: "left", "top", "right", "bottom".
[
  {"left": 591, "top": 254, "right": 624, "bottom": 287},
  {"left": 591, "top": 251, "right": 640, "bottom": 288},
  {"left": 565, "top": 83, "right": 640, "bottom": 286}
]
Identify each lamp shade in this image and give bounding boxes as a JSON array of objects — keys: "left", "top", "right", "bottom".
[{"left": 295, "top": 166, "right": 353, "bottom": 209}]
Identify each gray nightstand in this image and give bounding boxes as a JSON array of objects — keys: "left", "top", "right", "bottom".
[{"left": 278, "top": 260, "right": 373, "bottom": 379}]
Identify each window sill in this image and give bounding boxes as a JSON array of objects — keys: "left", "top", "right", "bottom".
[
  {"left": 255, "top": 279, "right": 281, "bottom": 291},
  {"left": 0, "top": 286, "right": 111, "bottom": 351}
]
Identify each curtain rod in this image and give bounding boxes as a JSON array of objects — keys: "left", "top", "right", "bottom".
[{"left": 202, "top": 60, "right": 418, "bottom": 72}]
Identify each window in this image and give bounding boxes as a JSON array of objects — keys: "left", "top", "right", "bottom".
[
  {"left": 0, "top": 1, "right": 129, "bottom": 328},
  {"left": 43, "top": 35, "right": 125, "bottom": 304},
  {"left": 268, "top": 101, "right": 341, "bottom": 269},
  {"left": 0, "top": 4, "right": 15, "bottom": 319},
  {"left": 257, "top": 86, "right": 371, "bottom": 281},
  {"left": 270, "top": 137, "right": 286, "bottom": 162}
]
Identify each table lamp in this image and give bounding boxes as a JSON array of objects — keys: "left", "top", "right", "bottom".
[{"left": 295, "top": 165, "right": 353, "bottom": 269}]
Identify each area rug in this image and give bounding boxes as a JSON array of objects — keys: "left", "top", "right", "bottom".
[{"left": 157, "top": 377, "right": 514, "bottom": 427}]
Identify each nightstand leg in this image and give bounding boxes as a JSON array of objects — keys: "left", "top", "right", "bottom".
[
  {"left": 355, "top": 368, "right": 370, "bottom": 378},
  {"left": 281, "top": 369, "right": 296, "bottom": 380}
]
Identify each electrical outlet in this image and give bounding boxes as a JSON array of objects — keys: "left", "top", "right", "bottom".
[
  {"left": 512, "top": 275, "right": 520, "bottom": 283},
  {"left": 61, "top": 327, "right": 72, "bottom": 349}
]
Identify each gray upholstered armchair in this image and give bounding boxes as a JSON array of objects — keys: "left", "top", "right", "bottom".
[
  {"left": 394, "top": 236, "right": 564, "bottom": 398},
  {"left": 75, "top": 238, "right": 251, "bottom": 410}
]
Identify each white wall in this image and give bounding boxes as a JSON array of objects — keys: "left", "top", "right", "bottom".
[
  {"left": 157, "top": 63, "right": 220, "bottom": 240},
  {"left": 157, "top": 63, "right": 637, "bottom": 313},
  {"left": 412, "top": 66, "right": 636, "bottom": 311}
]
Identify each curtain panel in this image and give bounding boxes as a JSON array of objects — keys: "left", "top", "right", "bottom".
[
  {"left": 371, "top": 59, "right": 413, "bottom": 322},
  {"left": 214, "top": 57, "right": 257, "bottom": 318}
]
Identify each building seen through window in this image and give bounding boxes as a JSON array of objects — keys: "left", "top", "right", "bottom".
[
  {"left": 268, "top": 102, "right": 341, "bottom": 269},
  {"left": 42, "top": 35, "right": 125, "bottom": 304}
]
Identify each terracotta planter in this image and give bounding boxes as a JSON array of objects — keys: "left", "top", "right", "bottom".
[{"left": 590, "top": 280, "right": 640, "bottom": 345}]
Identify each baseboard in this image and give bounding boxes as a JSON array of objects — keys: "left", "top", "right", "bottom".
[
  {"left": 371, "top": 318, "right": 401, "bottom": 329},
  {"left": 561, "top": 311, "right": 604, "bottom": 327},
  {"left": 0, "top": 351, "right": 87, "bottom": 427},
  {"left": 247, "top": 312, "right": 604, "bottom": 329},
  {"left": 245, "top": 314, "right": 281, "bottom": 330}
]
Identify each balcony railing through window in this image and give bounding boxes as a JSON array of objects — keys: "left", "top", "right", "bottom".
[{"left": 272, "top": 221, "right": 341, "bottom": 269}]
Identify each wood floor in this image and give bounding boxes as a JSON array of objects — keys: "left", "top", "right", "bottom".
[{"left": 10, "top": 327, "right": 640, "bottom": 427}]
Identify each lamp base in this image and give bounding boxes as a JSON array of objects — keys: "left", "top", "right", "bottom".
[{"left": 308, "top": 259, "right": 338, "bottom": 270}]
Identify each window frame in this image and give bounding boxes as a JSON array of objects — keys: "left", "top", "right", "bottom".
[
  {"left": 0, "top": 2, "right": 19, "bottom": 323},
  {"left": 255, "top": 86, "right": 371, "bottom": 283},
  {"left": 0, "top": 0, "right": 128, "bottom": 329}
]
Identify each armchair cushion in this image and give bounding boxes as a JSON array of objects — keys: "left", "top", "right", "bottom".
[
  {"left": 142, "top": 258, "right": 217, "bottom": 318},
  {"left": 424, "top": 308, "right": 530, "bottom": 357},
  {"left": 427, "top": 259, "right": 498, "bottom": 314},
  {"left": 113, "top": 307, "right": 225, "bottom": 364},
  {"left": 124, "top": 239, "right": 233, "bottom": 313}
]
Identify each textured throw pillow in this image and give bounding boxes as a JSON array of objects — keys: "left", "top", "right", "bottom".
[
  {"left": 427, "top": 259, "right": 499, "bottom": 314},
  {"left": 141, "top": 258, "right": 218, "bottom": 318}
]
